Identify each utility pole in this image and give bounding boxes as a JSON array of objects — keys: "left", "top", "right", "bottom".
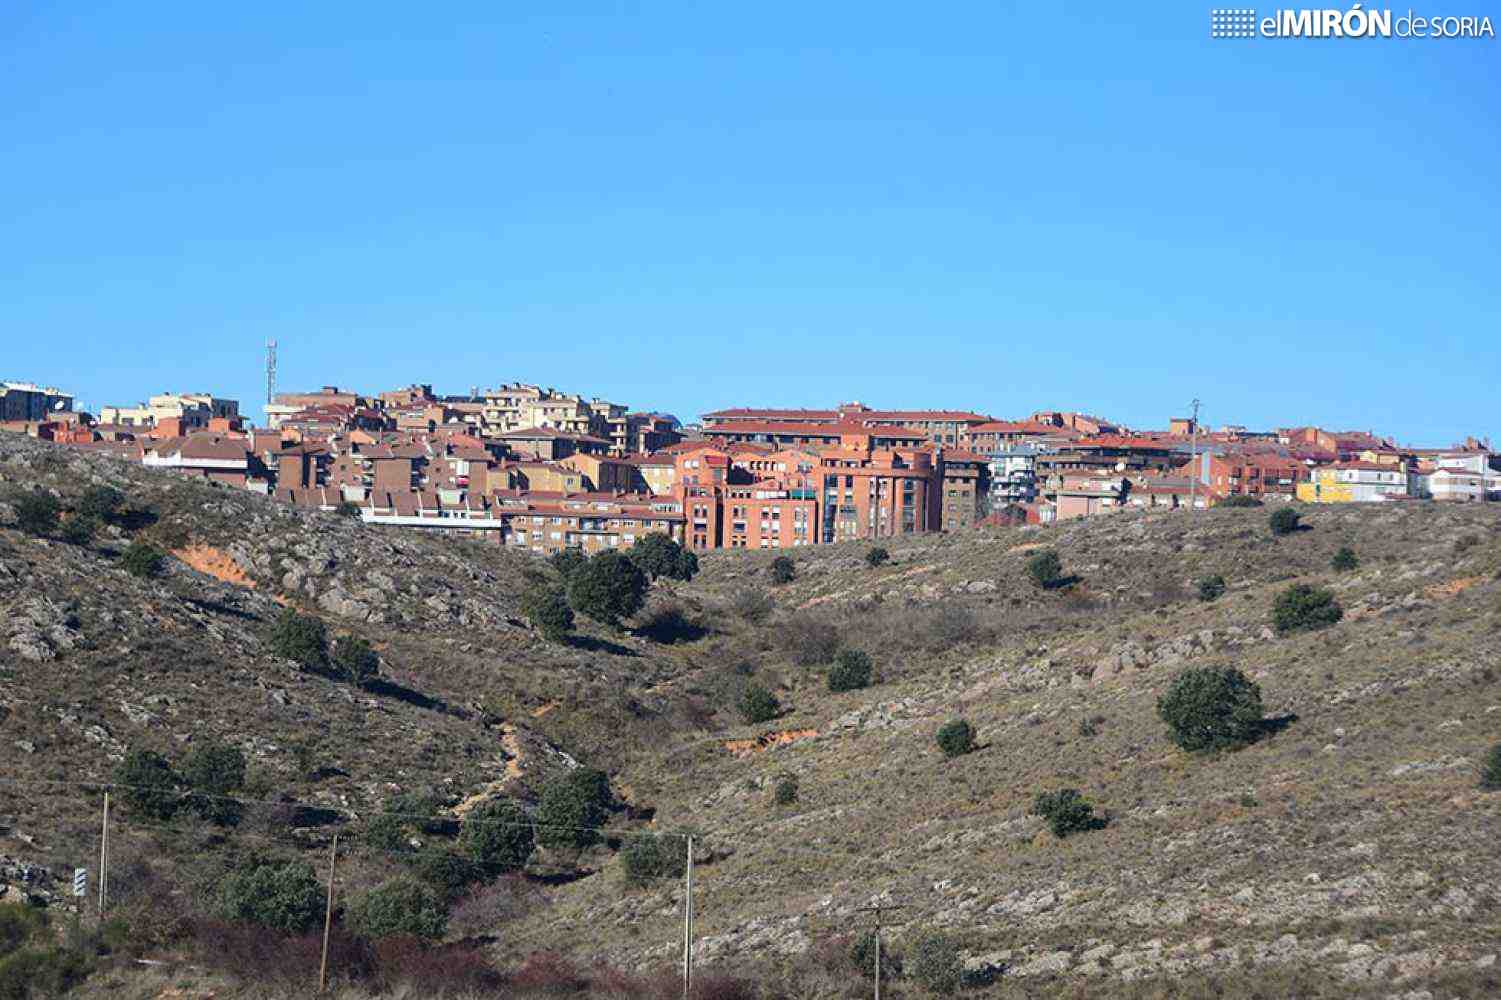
[
  {"left": 858, "top": 903, "right": 905, "bottom": 1000},
  {"left": 97, "top": 791, "right": 109, "bottom": 915},
  {"left": 682, "top": 834, "right": 694, "bottom": 1000},
  {"left": 266, "top": 339, "right": 278, "bottom": 407},
  {"left": 318, "top": 833, "right": 339, "bottom": 993},
  {"left": 1188, "top": 398, "right": 1202, "bottom": 512}
]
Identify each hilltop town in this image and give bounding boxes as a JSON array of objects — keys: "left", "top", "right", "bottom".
[{"left": 2, "top": 380, "right": 1497, "bottom": 562}]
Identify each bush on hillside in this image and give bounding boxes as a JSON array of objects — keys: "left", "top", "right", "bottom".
[
  {"left": 1196, "top": 574, "right": 1226, "bottom": 602},
  {"left": 1218, "top": 494, "right": 1263, "bottom": 508},
  {"left": 1271, "top": 583, "right": 1343, "bottom": 634},
  {"left": 459, "top": 799, "right": 535, "bottom": 874},
  {"left": 331, "top": 635, "right": 380, "bottom": 688},
  {"left": 1269, "top": 507, "right": 1301, "bottom": 536},
  {"left": 410, "top": 847, "right": 486, "bottom": 902},
  {"left": 0, "top": 903, "right": 46, "bottom": 955},
  {"left": 335, "top": 501, "right": 361, "bottom": 518},
  {"left": 738, "top": 685, "right": 780, "bottom": 724},
  {"left": 908, "top": 930, "right": 961, "bottom": 996},
  {"left": 0, "top": 944, "right": 92, "bottom": 998},
  {"left": 779, "top": 615, "right": 839, "bottom": 666},
  {"left": 182, "top": 740, "right": 247, "bottom": 826},
  {"left": 267, "top": 609, "right": 328, "bottom": 670},
  {"left": 637, "top": 601, "right": 701, "bottom": 644},
  {"left": 769, "top": 556, "right": 796, "bottom": 585},
  {"left": 827, "top": 649, "right": 873, "bottom": 692},
  {"left": 521, "top": 585, "right": 574, "bottom": 642},
  {"left": 773, "top": 773, "right": 799, "bottom": 806},
  {"left": 60, "top": 516, "right": 98, "bottom": 546},
  {"left": 121, "top": 540, "right": 166, "bottom": 578},
  {"left": 1031, "top": 788, "right": 1105, "bottom": 838},
  {"left": 549, "top": 548, "right": 587, "bottom": 581},
  {"left": 1331, "top": 546, "right": 1359, "bottom": 572},
  {"left": 217, "top": 858, "right": 323, "bottom": 934},
  {"left": 627, "top": 533, "right": 699, "bottom": 582},
  {"left": 115, "top": 749, "right": 180, "bottom": 820},
  {"left": 1026, "top": 550, "right": 1064, "bottom": 589},
  {"left": 864, "top": 547, "right": 890, "bottom": 568},
  {"left": 1157, "top": 666, "right": 1265, "bottom": 753},
  {"left": 347, "top": 880, "right": 448, "bottom": 941},
  {"left": 10, "top": 490, "right": 60, "bottom": 536},
  {"left": 566, "top": 551, "right": 648, "bottom": 626},
  {"left": 76, "top": 485, "right": 125, "bottom": 522},
  {"left": 619, "top": 833, "right": 688, "bottom": 887},
  {"left": 935, "top": 719, "right": 976, "bottom": 759},
  {"left": 535, "top": 769, "right": 612, "bottom": 851},
  {"left": 731, "top": 587, "right": 775, "bottom": 624},
  {"left": 849, "top": 931, "right": 901, "bottom": 980},
  {"left": 1480, "top": 742, "right": 1501, "bottom": 791}
]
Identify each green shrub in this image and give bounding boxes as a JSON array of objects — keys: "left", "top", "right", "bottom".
[
  {"left": 0, "top": 903, "right": 45, "bottom": 957},
  {"left": 1271, "top": 583, "right": 1343, "bottom": 634},
  {"left": 1480, "top": 742, "right": 1501, "bottom": 791},
  {"left": 549, "top": 548, "right": 587, "bottom": 581},
  {"left": 459, "top": 799, "right": 534, "bottom": 874},
  {"left": 864, "top": 547, "right": 889, "bottom": 568},
  {"left": 627, "top": 533, "right": 698, "bottom": 582},
  {"left": 1331, "top": 546, "right": 1359, "bottom": 572},
  {"left": 535, "top": 769, "right": 612, "bottom": 850},
  {"left": 120, "top": 540, "right": 166, "bottom": 578},
  {"left": 410, "top": 847, "right": 486, "bottom": 902},
  {"left": 182, "top": 740, "right": 246, "bottom": 826},
  {"left": 738, "top": 685, "right": 780, "bottom": 724},
  {"left": 566, "top": 551, "right": 648, "bottom": 626},
  {"left": 1218, "top": 494, "right": 1264, "bottom": 508},
  {"left": 217, "top": 858, "right": 323, "bottom": 934},
  {"left": 908, "top": 929, "right": 961, "bottom": 995},
  {"left": 1196, "top": 574, "right": 1226, "bottom": 602},
  {"left": 0, "top": 946, "right": 91, "bottom": 998},
  {"left": 619, "top": 833, "right": 688, "bottom": 887},
  {"left": 1157, "top": 666, "right": 1265, "bottom": 753},
  {"left": 1269, "top": 507, "right": 1301, "bottom": 536},
  {"left": 115, "top": 749, "right": 180, "bottom": 820},
  {"left": 769, "top": 556, "right": 796, "bottom": 585},
  {"left": 1026, "top": 550, "right": 1063, "bottom": 589},
  {"left": 60, "top": 516, "right": 98, "bottom": 547},
  {"left": 267, "top": 609, "right": 328, "bottom": 670},
  {"left": 10, "top": 491, "right": 59, "bottom": 536},
  {"left": 331, "top": 635, "right": 380, "bottom": 687},
  {"left": 773, "top": 773, "right": 799, "bottom": 806},
  {"left": 935, "top": 719, "right": 976, "bottom": 759},
  {"left": 827, "top": 649, "right": 873, "bottom": 693},
  {"left": 521, "top": 585, "right": 574, "bottom": 642},
  {"left": 347, "top": 880, "right": 447, "bottom": 941},
  {"left": 336, "top": 501, "right": 361, "bottom": 518},
  {"left": 76, "top": 485, "right": 125, "bottom": 523},
  {"left": 365, "top": 812, "right": 411, "bottom": 853},
  {"left": 1031, "top": 788, "right": 1104, "bottom": 837}
]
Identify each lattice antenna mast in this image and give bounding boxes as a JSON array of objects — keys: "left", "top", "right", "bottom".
[{"left": 266, "top": 340, "right": 277, "bottom": 405}]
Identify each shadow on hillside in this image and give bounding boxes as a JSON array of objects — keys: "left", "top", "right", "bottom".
[
  {"left": 530, "top": 867, "right": 596, "bottom": 886},
  {"left": 565, "top": 635, "right": 639, "bottom": 657},
  {"left": 364, "top": 677, "right": 454, "bottom": 714},
  {"left": 1042, "top": 574, "right": 1084, "bottom": 591},
  {"left": 182, "top": 596, "right": 261, "bottom": 621},
  {"left": 115, "top": 507, "right": 159, "bottom": 532},
  {"left": 1257, "top": 712, "right": 1299, "bottom": 738}
]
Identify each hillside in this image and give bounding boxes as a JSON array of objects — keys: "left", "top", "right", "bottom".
[{"left": 2, "top": 433, "right": 1500, "bottom": 998}]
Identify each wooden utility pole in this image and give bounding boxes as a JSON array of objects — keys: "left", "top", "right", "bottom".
[
  {"left": 858, "top": 903, "right": 905, "bottom": 1000},
  {"left": 318, "top": 833, "right": 339, "bottom": 993},
  {"left": 97, "top": 792, "right": 109, "bottom": 915},
  {"left": 1188, "top": 398, "right": 1202, "bottom": 512},
  {"left": 682, "top": 834, "right": 694, "bottom": 1000}
]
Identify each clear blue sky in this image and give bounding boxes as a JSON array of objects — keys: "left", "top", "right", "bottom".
[{"left": 3, "top": 3, "right": 1497, "bottom": 444}]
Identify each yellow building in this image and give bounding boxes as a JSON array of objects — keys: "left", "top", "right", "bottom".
[{"left": 1297, "top": 463, "right": 1411, "bottom": 503}]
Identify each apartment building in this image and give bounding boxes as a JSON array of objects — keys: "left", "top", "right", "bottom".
[
  {"left": 988, "top": 445, "right": 1040, "bottom": 506},
  {"left": 1295, "top": 462, "right": 1414, "bottom": 503},
  {"left": 1181, "top": 452, "right": 1304, "bottom": 501},
  {"left": 702, "top": 402, "right": 992, "bottom": 445},
  {"left": 1, "top": 382, "right": 73, "bottom": 422},
  {"left": 816, "top": 436, "right": 940, "bottom": 543},
  {"left": 141, "top": 433, "right": 260, "bottom": 487},
  {"left": 938, "top": 450, "right": 991, "bottom": 530}
]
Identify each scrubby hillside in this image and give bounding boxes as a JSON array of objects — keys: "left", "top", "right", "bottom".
[{"left": 3, "top": 433, "right": 1500, "bottom": 999}]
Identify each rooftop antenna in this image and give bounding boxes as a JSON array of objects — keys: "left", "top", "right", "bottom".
[{"left": 266, "top": 339, "right": 278, "bottom": 406}]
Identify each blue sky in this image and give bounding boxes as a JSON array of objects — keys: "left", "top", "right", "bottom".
[{"left": 3, "top": 3, "right": 1497, "bottom": 444}]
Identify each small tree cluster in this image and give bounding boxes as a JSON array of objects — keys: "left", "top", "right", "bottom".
[
  {"left": 76, "top": 485, "right": 126, "bottom": 523},
  {"left": 627, "top": 533, "right": 698, "bottom": 582},
  {"left": 1272, "top": 583, "right": 1343, "bottom": 634},
  {"left": 827, "top": 649, "right": 873, "bottom": 692},
  {"left": 566, "top": 551, "right": 648, "bottom": 627},
  {"left": 1196, "top": 574, "right": 1226, "bottom": 602},
  {"left": 347, "top": 879, "right": 448, "bottom": 940},
  {"left": 121, "top": 540, "right": 166, "bottom": 578},
  {"left": 1218, "top": 494, "right": 1263, "bottom": 508},
  {"left": 908, "top": 930, "right": 961, "bottom": 995},
  {"left": 116, "top": 741, "right": 248, "bottom": 825},
  {"left": 769, "top": 556, "right": 796, "bottom": 585},
  {"left": 619, "top": 833, "right": 688, "bottom": 887},
  {"left": 331, "top": 635, "right": 380, "bottom": 688},
  {"left": 864, "top": 547, "right": 890, "bottom": 568},
  {"left": 935, "top": 719, "right": 976, "bottom": 758},
  {"left": 1479, "top": 742, "right": 1501, "bottom": 791},
  {"left": 1269, "top": 507, "right": 1301, "bottom": 536},
  {"left": 521, "top": 585, "right": 574, "bottom": 642},
  {"left": 1031, "top": 788, "right": 1104, "bottom": 838},
  {"left": 267, "top": 608, "right": 328, "bottom": 669},
  {"left": 1157, "top": 666, "right": 1264, "bottom": 753},
  {"left": 217, "top": 857, "right": 323, "bottom": 933},
  {"left": 738, "top": 685, "right": 780, "bottom": 724},
  {"left": 60, "top": 515, "right": 98, "bottom": 547},
  {"left": 549, "top": 548, "right": 587, "bottom": 582},
  {"left": 10, "top": 490, "right": 60, "bottom": 536},
  {"left": 1026, "top": 550, "right": 1064, "bottom": 589},
  {"left": 1331, "top": 546, "right": 1359, "bottom": 572},
  {"left": 773, "top": 773, "right": 799, "bottom": 806},
  {"left": 459, "top": 798, "right": 535, "bottom": 874},
  {"left": 536, "top": 768, "right": 612, "bottom": 850}
]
